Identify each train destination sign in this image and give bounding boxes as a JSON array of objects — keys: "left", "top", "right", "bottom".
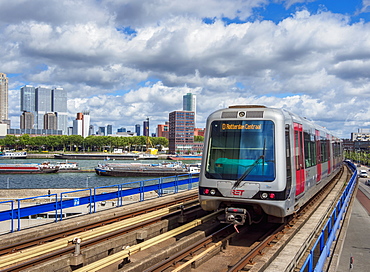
[{"left": 221, "top": 123, "right": 262, "bottom": 130}]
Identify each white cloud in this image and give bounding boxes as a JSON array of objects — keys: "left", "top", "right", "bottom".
[{"left": 2, "top": 1, "right": 370, "bottom": 138}]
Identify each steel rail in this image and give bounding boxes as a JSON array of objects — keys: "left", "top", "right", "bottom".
[
  {"left": 227, "top": 166, "right": 348, "bottom": 272},
  {"left": 0, "top": 200, "right": 200, "bottom": 271},
  {"left": 0, "top": 192, "right": 198, "bottom": 256},
  {"left": 74, "top": 211, "right": 222, "bottom": 272}
]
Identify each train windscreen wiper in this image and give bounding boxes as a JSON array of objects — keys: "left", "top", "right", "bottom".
[
  {"left": 233, "top": 138, "right": 266, "bottom": 188},
  {"left": 233, "top": 155, "right": 265, "bottom": 188}
]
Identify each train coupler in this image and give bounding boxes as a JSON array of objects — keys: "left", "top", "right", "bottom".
[{"left": 223, "top": 207, "right": 248, "bottom": 225}]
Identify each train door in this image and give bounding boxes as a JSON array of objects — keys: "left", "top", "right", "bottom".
[
  {"left": 316, "top": 130, "right": 322, "bottom": 182},
  {"left": 294, "top": 123, "right": 305, "bottom": 196},
  {"left": 327, "top": 134, "right": 331, "bottom": 175}
]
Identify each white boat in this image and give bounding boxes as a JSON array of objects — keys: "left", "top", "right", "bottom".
[
  {"left": 55, "top": 161, "right": 80, "bottom": 171},
  {"left": 0, "top": 151, "right": 27, "bottom": 159}
]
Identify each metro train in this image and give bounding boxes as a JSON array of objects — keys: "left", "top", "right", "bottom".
[{"left": 198, "top": 105, "right": 343, "bottom": 225}]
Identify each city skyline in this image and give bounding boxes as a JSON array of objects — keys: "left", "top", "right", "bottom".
[{"left": 2, "top": 1, "right": 370, "bottom": 138}]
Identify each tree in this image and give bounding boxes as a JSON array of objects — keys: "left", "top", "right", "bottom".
[
  {"left": 67, "top": 135, "right": 83, "bottom": 151},
  {"left": 3, "top": 135, "right": 17, "bottom": 150},
  {"left": 18, "top": 134, "right": 31, "bottom": 150},
  {"left": 194, "top": 136, "right": 204, "bottom": 142},
  {"left": 152, "top": 137, "right": 169, "bottom": 149}
]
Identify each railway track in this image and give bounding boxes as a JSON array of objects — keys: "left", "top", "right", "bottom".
[
  {"left": 0, "top": 192, "right": 198, "bottom": 256},
  {"left": 0, "top": 191, "right": 202, "bottom": 271},
  {"left": 0, "top": 166, "right": 353, "bottom": 271},
  {"left": 72, "top": 165, "right": 349, "bottom": 272}
]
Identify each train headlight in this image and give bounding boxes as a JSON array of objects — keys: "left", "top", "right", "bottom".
[
  {"left": 204, "top": 189, "right": 210, "bottom": 195},
  {"left": 238, "top": 111, "right": 246, "bottom": 117},
  {"left": 261, "top": 192, "right": 268, "bottom": 199},
  {"left": 269, "top": 193, "right": 276, "bottom": 199},
  {"left": 210, "top": 189, "right": 216, "bottom": 195}
]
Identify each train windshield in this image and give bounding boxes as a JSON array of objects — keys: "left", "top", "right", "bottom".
[{"left": 205, "top": 120, "right": 275, "bottom": 182}]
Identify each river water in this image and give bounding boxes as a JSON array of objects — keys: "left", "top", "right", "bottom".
[{"left": 0, "top": 158, "right": 193, "bottom": 189}]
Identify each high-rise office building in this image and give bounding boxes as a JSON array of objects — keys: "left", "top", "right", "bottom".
[
  {"left": 72, "top": 113, "right": 83, "bottom": 136},
  {"left": 89, "top": 125, "right": 94, "bottom": 136},
  {"left": 35, "top": 86, "right": 52, "bottom": 129},
  {"left": 98, "top": 127, "right": 105, "bottom": 136},
  {"left": 20, "top": 85, "right": 67, "bottom": 134},
  {"left": 107, "top": 124, "right": 113, "bottom": 135},
  {"left": 44, "top": 113, "right": 57, "bottom": 130},
  {"left": 20, "top": 111, "right": 34, "bottom": 129},
  {"left": 169, "top": 111, "right": 195, "bottom": 154},
  {"left": 0, "top": 73, "right": 9, "bottom": 124},
  {"left": 72, "top": 112, "right": 90, "bottom": 138},
  {"left": 143, "top": 118, "right": 149, "bottom": 137},
  {"left": 20, "top": 85, "right": 37, "bottom": 129},
  {"left": 157, "top": 122, "right": 169, "bottom": 139},
  {"left": 82, "top": 111, "right": 90, "bottom": 137},
  {"left": 52, "top": 87, "right": 68, "bottom": 134},
  {"left": 135, "top": 124, "right": 140, "bottom": 136},
  {"left": 183, "top": 93, "right": 196, "bottom": 125}
]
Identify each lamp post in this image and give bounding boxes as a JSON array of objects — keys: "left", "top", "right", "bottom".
[{"left": 86, "top": 176, "right": 90, "bottom": 188}]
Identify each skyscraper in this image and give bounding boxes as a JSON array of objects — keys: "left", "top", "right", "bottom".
[
  {"left": 107, "top": 124, "right": 113, "bottom": 135},
  {"left": 169, "top": 110, "right": 195, "bottom": 154},
  {"left": 72, "top": 112, "right": 83, "bottom": 136},
  {"left": 20, "top": 111, "right": 34, "bottom": 129},
  {"left": 98, "top": 127, "right": 105, "bottom": 136},
  {"left": 52, "top": 87, "right": 68, "bottom": 134},
  {"left": 20, "top": 85, "right": 37, "bottom": 129},
  {"left": 183, "top": 93, "right": 196, "bottom": 125},
  {"left": 35, "top": 86, "right": 52, "bottom": 129},
  {"left": 135, "top": 124, "right": 141, "bottom": 136},
  {"left": 72, "top": 112, "right": 90, "bottom": 138},
  {"left": 143, "top": 118, "right": 149, "bottom": 137},
  {"left": 0, "top": 73, "right": 9, "bottom": 124},
  {"left": 20, "top": 85, "right": 68, "bottom": 134},
  {"left": 44, "top": 113, "right": 57, "bottom": 130}
]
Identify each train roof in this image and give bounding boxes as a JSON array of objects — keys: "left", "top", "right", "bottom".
[{"left": 211, "top": 104, "right": 335, "bottom": 136}]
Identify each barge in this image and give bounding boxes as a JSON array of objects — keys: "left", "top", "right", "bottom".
[
  {"left": 95, "top": 162, "right": 200, "bottom": 177},
  {"left": 0, "top": 163, "right": 59, "bottom": 174},
  {"left": 168, "top": 155, "right": 202, "bottom": 161},
  {"left": 54, "top": 153, "right": 140, "bottom": 160}
]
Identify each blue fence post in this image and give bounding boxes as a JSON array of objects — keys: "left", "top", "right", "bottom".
[
  {"left": 175, "top": 176, "right": 178, "bottom": 194},
  {"left": 93, "top": 187, "right": 97, "bottom": 213},
  {"left": 60, "top": 192, "right": 64, "bottom": 221},
  {"left": 53, "top": 194, "right": 58, "bottom": 222},
  {"left": 159, "top": 177, "right": 163, "bottom": 197},
  {"left": 118, "top": 184, "right": 122, "bottom": 206},
  {"left": 10, "top": 200, "right": 14, "bottom": 232},
  {"left": 140, "top": 180, "right": 144, "bottom": 202},
  {"left": 17, "top": 199, "right": 21, "bottom": 231}
]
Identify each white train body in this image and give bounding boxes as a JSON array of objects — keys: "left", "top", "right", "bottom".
[{"left": 198, "top": 105, "right": 343, "bottom": 225}]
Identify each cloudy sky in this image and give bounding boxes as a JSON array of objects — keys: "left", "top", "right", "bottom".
[{"left": 1, "top": 0, "right": 370, "bottom": 138}]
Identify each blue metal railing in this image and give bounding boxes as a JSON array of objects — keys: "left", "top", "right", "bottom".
[
  {"left": 0, "top": 173, "right": 199, "bottom": 233},
  {"left": 300, "top": 161, "right": 357, "bottom": 272}
]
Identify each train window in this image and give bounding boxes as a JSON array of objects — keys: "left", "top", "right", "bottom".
[
  {"left": 321, "top": 137, "right": 328, "bottom": 162},
  {"left": 304, "top": 131, "right": 316, "bottom": 167},
  {"left": 204, "top": 120, "right": 275, "bottom": 182}
]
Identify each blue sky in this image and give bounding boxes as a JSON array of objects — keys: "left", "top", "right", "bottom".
[{"left": 1, "top": 0, "right": 370, "bottom": 138}]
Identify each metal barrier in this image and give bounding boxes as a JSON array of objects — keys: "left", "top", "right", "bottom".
[
  {"left": 0, "top": 173, "right": 199, "bottom": 233},
  {"left": 300, "top": 162, "right": 357, "bottom": 272}
]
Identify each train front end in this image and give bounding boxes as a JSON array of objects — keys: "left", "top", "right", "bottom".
[{"left": 199, "top": 105, "right": 293, "bottom": 225}]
